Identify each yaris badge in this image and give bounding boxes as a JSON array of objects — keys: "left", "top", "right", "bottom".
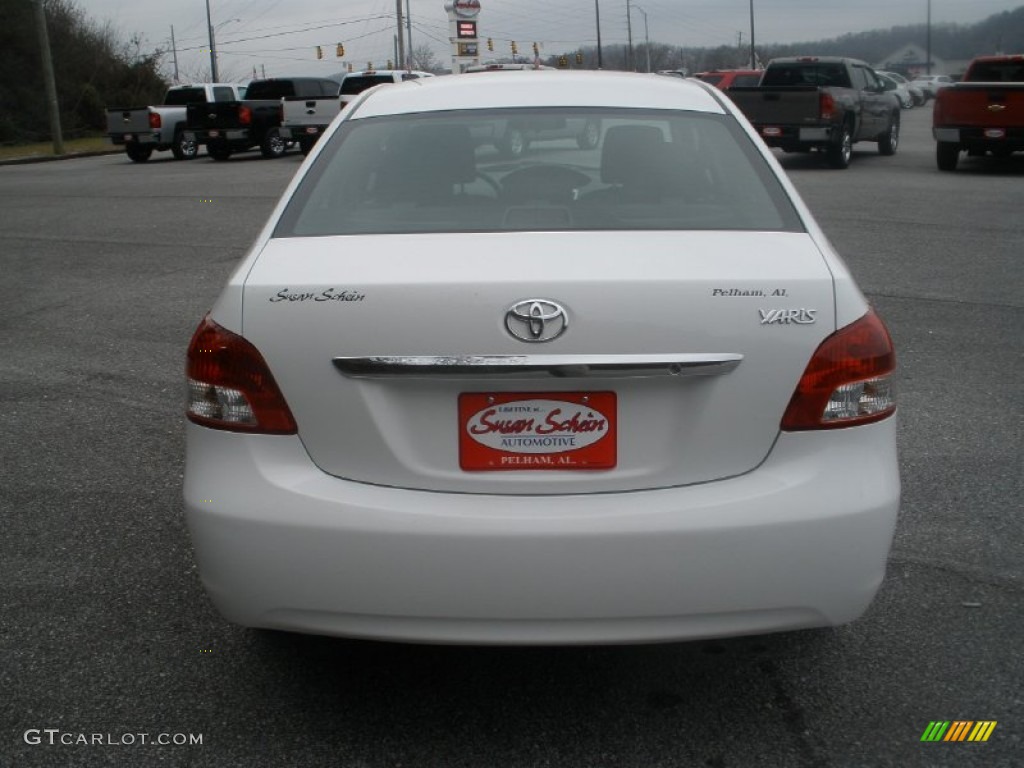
[{"left": 505, "top": 299, "right": 569, "bottom": 343}]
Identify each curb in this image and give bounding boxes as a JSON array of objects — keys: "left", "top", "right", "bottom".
[{"left": 0, "top": 149, "right": 123, "bottom": 167}]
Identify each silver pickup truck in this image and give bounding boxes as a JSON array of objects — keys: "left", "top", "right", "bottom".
[
  {"left": 280, "top": 70, "right": 433, "bottom": 154},
  {"left": 106, "top": 83, "right": 246, "bottom": 162}
]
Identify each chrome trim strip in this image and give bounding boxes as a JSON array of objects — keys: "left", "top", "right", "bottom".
[{"left": 333, "top": 354, "right": 743, "bottom": 379}]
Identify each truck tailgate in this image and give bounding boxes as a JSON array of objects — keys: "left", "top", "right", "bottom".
[
  {"left": 106, "top": 109, "right": 151, "bottom": 135},
  {"left": 936, "top": 84, "right": 1024, "bottom": 127},
  {"left": 728, "top": 86, "right": 824, "bottom": 126}
]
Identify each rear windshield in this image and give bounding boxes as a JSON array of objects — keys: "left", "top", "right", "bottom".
[
  {"left": 761, "top": 64, "right": 851, "bottom": 88},
  {"left": 164, "top": 88, "right": 208, "bottom": 105},
  {"left": 341, "top": 75, "right": 396, "bottom": 95},
  {"left": 274, "top": 107, "right": 804, "bottom": 237},
  {"left": 730, "top": 74, "right": 762, "bottom": 87},
  {"left": 968, "top": 61, "right": 1024, "bottom": 82},
  {"left": 246, "top": 81, "right": 297, "bottom": 99}
]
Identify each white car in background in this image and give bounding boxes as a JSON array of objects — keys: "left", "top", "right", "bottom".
[
  {"left": 910, "top": 73, "right": 954, "bottom": 99},
  {"left": 184, "top": 71, "right": 900, "bottom": 645}
]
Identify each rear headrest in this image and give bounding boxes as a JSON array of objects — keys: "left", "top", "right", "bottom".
[
  {"left": 600, "top": 125, "right": 668, "bottom": 185},
  {"left": 404, "top": 124, "right": 478, "bottom": 185}
]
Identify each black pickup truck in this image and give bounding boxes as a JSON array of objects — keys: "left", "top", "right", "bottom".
[
  {"left": 185, "top": 77, "right": 341, "bottom": 160},
  {"left": 728, "top": 57, "right": 902, "bottom": 168}
]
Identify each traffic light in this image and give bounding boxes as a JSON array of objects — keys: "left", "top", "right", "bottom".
[
  {"left": 558, "top": 55, "right": 568, "bottom": 68},
  {"left": 511, "top": 41, "right": 517, "bottom": 55},
  {"left": 532, "top": 42, "right": 539, "bottom": 56},
  {"left": 316, "top": 46, "right": 323, "bottom": 60},
  {"left": 347, "top": 63, "right": 353, "bottom": 73},
  {"left": 487, "top": 38, "right": 493, "bottom": 52},
  {"left": 387, "top": 59, "right": 393, "bottom": 69},
  {"left": 336, "top": 43, "right": 345, "bottom": 57},
  {"left": 575, "top": 52, "right": 583, "bottom": 65}
]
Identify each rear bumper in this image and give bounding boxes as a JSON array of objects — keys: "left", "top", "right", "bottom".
[
  {"left": 183, "top": 419, "right": 900, "bottom": 644},
  {"left": 934, "top": 126, "right": 1024, "bottom": 151},
  {"left": 756, "top": 124, "right": 836, "bottom": 148},
  {"left": 108, "top": 133, "right": 160, "bottom": 146},
  {"left": 185, "top": 128, "right": 252, "bottom": 144},
  {"left": 279, "top": 124, "right": 326, "bottom": 140}
]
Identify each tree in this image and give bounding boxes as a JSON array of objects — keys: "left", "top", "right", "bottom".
[
  {"left": 0, "top": 0, "right": 167, "bottom": 143},
  {"left": 409, "top": 44, "right": 442, "bottom": 74}
]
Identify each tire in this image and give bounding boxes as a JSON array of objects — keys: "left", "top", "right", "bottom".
[
  {"left": 171, "top": 129, "right": 198, "bottom": 161},
  {"left": 878, "top": 115, "right": 899, "bottom": 156},
  {"left": 576, "top": 120, "right": 601, "bottom": 149},
  {"left": 826, "top": 123, "right": 853, "bottom": 169},
  {"left": 207, "top": 142, "right": 232, "bottom": 161},
  {"left": 260, "top": 128, "right": 287, "bottom": 159},
  {"left": 498, "top": 127, "right": 529, "bottom": 158},
  {"left": 936, "top": 141, "right": 959, "bottom": 171},
  {"left": 125, "top": 143, "right": 153, "bottom": 163}
]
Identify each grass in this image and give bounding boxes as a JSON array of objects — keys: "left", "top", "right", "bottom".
[{"left": 0, "top": 136, "right": 114, "bottom": 161}]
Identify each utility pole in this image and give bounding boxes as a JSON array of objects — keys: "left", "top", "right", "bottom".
[
  {"left": 205, "top": 0, "right": 219, "bottom": 82},
  {"left": 170, "top": 25, "right": 180, "bottom": 83},
  {"left": 34, "top": 0, "right": 63, "bottom": 154},
  {"left": 749, "top": 0, "right": 756, "bottom": 69},
  {"left": 405, "top": 0, "right": 413, "bottom": 69},
  {"left": 926, "top": 0, "right": 932, "bottom": 74},
  {"left": 625, "top": 0, "right": 634, "bottom": 71},
  {"left": 395, "top": 0, "right": 405, "bottom": 74},
  {"left": 634, "top": 5, "right": 650, "bottom": 73},
  {"left": 595, "top": 0, "right": 603, "bottom": 69}
]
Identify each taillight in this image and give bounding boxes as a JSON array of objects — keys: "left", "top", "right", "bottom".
[
  {"left": 819, "top": 91, "right": 835, "bottom": 120},
  {"left": 239, "top": 105, "right": 252, "bottom": 125},
  {"left": 781, "top": 309, "right": 896, "bottom": 431},
  {"left": 149, "top": 111, "right": 162, "bottom": 129},
  {"left": 186, "top": 315, "right": 297, "bottom": 434}
]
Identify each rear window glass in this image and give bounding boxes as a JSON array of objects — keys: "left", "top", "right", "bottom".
[
  {"left": 730, "top": 74, "right": 762, "bottom": 87},
  {"left": 341, "top": 75, "right": 396, "bottom": 95},
  {"left": 246, "top": 81, "right": 297, "bottom": 99},
  {"left": 761, "top": 64, "right": 850, "bottom": 88},
  {"left": 968, "top": 62, "right": 1024, "bottom": 82},
  {"left": 697, "top": 74, "right": 724, "bottom": 86},
  {"left": 165, "top": 88, "right": 208, "bottom": 105},
  {"left": 274, "top": 107, "right": 804, "bottom": 237}
]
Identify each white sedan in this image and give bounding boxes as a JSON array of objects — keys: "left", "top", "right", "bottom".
[{"left": 184, "top": 71, "right": 899, "bottom": 645}]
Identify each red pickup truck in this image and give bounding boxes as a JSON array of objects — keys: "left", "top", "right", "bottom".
[{"left": 933, "top": 54, "right": 1024, "bottom": 171}]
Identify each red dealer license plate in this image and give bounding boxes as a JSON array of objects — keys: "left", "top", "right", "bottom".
[{"left": 458, "top": 392, "right": 617, "bottom": 471}]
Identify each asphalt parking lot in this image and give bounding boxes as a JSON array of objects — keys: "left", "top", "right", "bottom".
[{"left": 1, "top": 105, "right": 1021, "bottom": 767}]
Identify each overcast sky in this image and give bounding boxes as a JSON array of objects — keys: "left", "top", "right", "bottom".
[{"left": 84, "top": 0, "right": 1021, "bottom": 81}]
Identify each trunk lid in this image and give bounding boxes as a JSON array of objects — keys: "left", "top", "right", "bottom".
[{"left": 240, "top": 231, "right": 836, "bottom": 494}]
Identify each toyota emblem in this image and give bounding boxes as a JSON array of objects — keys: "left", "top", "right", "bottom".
[{"left": 504, "top": 299, "right": 569, "bottom": 343}]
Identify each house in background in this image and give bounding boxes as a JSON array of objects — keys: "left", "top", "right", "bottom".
[{"left": 875, "top": 43, "right": 971, "bottom": 78}]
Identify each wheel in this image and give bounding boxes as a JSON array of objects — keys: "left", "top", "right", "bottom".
[
  {"left": 207, "top": 142, "right": 232, "bottom": 161},
  {"left": 936, "top": 141, "right": 959, "bottom": 171},
  {"left": 576, "top": 120, "right": 601, "bottom": 149},
  {"left": 298, "top": 138, "right": 316, "bottom": 156},
  {"left": 171, "top": 129, "right": 198, "bottom": 160},
  {"left": 260, "top": 129, "right": 287, "bottom": 159},
  {"left": 878, "top": 115, "right": 899, "bottom": 156},
  {"left": 125, "top": 143, "right": 153, "bottom": 163},
  {"left": 826, "top": 123, "right": 853, "bottom": 169},
  {"left": 498, "top": 127, "right": 529, "bottom": 158}
]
